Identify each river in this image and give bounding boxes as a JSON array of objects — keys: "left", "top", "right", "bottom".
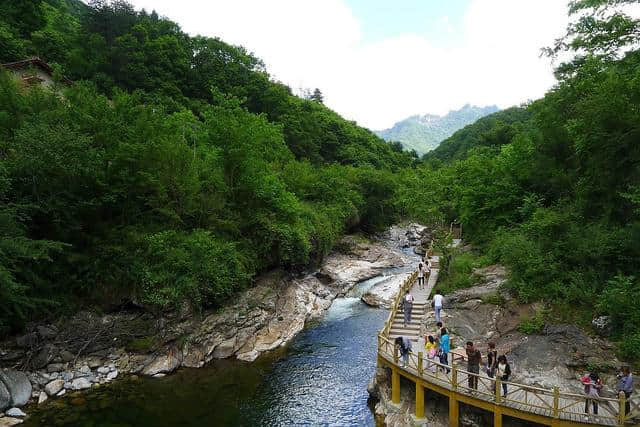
[{"left": 24, "top": 265, "right": 416, "bottom": 427}]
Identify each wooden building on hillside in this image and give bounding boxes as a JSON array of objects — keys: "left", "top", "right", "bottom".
[{"left": 1, "top": 57, "right": 72, "bottom": 89}]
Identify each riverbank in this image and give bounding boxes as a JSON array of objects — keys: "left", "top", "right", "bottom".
[{"left": 0, "top": 224, "right": 428, "bottom": 424}]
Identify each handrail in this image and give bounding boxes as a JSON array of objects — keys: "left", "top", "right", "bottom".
[{"left": 377, "top": 262, "right": 634, "bottom": 426}]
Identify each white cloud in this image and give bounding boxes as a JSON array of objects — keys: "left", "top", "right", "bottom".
[{"left": 128, "top": 0, "right": 570, "bottom": 129}]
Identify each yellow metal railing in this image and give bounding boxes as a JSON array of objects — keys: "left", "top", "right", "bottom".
[{"left": 377, "top": 262, "right": 636, "bottom": 426}]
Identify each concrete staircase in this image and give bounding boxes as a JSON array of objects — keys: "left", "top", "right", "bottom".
[{"left": 388, "top": 302, "right": 426, "bottom": 341}]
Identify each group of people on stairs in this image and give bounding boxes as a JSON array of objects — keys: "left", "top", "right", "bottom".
[{"left": 393, "top": 265, "right": 637, "bottom": 423}]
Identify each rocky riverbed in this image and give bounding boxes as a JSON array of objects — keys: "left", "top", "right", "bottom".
[
  {"left": 370, "top": 264, "right": 637, "bottom": 426},
  {"left": 0, "top": 224, "right": 426, "bottom": 424}
]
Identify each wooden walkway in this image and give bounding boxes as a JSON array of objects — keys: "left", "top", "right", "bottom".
[{"left": 377, "top": 253, "right": 638, "bottom": 427}]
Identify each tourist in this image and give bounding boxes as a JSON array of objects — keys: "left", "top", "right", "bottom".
[
  {"left": 581, "top": 371, "right": 602, "bottom": 418},
  {"left": 439, "top": 327, "right": 450, "bottom": 373},
  {"left": 417, "top": 262, "right": 425, "bottom": 289},
  {"left": 466, "top": 341, "right": 482, "bottom": 391},
  {"left": 426, "top": 335, "right": 439, "bottom": 371},
  {"left": 395, "top": 336, "right": 412, "bottom": 367},
  {"left": 486, "top": 342, "right": 498, "bottom": 380},
  {"left": 617, "top": 365, "right": 633, "bottom": 417},
  {"left": 435, "top": 321, "right": 443, "bottom": 338},
  {"left": 403, "top": 290, "right": 414, "bottom": 327},
  {"left": 433, "top": 291, "right": 444, "bottom": 323},
  {"left": 495, "top": 355, "right": 511, "bottom": 397}
]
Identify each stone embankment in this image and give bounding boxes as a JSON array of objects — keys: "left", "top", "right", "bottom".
[{"left": 0, "top": 224, "right": 424, "bottom": 422}]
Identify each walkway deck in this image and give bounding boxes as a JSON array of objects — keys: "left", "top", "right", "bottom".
[{"left": 377, "top": 253, "right": 638, "bottom": 427}]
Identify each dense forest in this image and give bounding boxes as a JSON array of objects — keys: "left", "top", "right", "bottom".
[{"left": 1, "top": 0, "right": 640, "bottom": 361}]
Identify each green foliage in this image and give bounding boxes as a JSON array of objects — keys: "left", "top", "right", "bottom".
[
  {"left": 435, "top": 251, "right": 490, "bottom": 295},
  {"left": 517, "top": 308, "right": 549, "bottom": 335}
]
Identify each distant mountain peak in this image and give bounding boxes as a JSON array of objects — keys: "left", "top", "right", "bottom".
[{"left": 376, "top": 105, "right": 499, "bottom": 155}]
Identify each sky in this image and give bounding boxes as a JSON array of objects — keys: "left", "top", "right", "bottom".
[{"left": 126, "top": 0, "right": 570, "bottom": 130}]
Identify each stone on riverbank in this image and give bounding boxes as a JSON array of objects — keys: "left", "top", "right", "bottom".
[
  {"left": 0, "top": 381, "right": 10, "bottom": 411},
  {"left": 44, "top": 379, "right": 64, "bottom": 396},
  {"left": 71, "top": 378, "right": 91, "bottom": 390},
  {"left": 0, "top": 371, "right": 31, "bottom": 407},
  {"left": 142, "top": 349, "right": 181, "bottom": 376},
  {"left": 0, "top": 417, "right": 23, "bottom": 427},
  {"left": 5, "top": 408, "right": 25, "bottom": 418}
]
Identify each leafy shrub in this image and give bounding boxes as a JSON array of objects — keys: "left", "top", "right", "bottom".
[
  {"left": 436, "top": 251, "right": 490, "bottom": 295},
  {"left": 517, "top": 309, "right": 549, "bottom": 334}
]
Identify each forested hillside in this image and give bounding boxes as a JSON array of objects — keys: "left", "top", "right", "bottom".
[
  {"left": 0, "top": 0, "right": 415, "bottom": 334},
  {"left": 398, "top": 0, "right": 640, "bottom": 359},
  {"left": 2, "top": 0, "right": 640, "bottom": 363}
]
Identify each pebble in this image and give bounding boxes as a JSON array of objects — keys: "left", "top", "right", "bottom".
[
  {"left": 96, "top": 367, "right": 110, "bottom": 375},
  {"left": 56, "top": 389, "right": 66, "bottom": 397},
  {"left": 71, "top": 378, "right": 91, "bottom": 390},
  {"left": 38, "top": 392, "right": 48, "bottom": 405},
  {"left": 106, "top": 370, "right": 118, "bottom": 381},
  {"left": 62, "top": 372, "right": 73, "bottom": 381}
]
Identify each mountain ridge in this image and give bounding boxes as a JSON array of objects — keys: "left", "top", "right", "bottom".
[{"left": 376, "top": 104, "right": 499, "bottom": 155}]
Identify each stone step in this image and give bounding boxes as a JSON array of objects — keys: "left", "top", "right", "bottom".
[
  {"left": 389, "top": 330, "right": 420, "bottom": 337},
  {"left": 391, "top": 322, "right": 420, "bottom": 330}
]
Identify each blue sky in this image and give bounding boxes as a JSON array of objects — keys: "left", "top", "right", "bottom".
[
  {"left": 128, "top": 0, "right": 570, "bottom": 129},
  {"left": 346, "top": 0, "right": 469, "bottom": 47}
]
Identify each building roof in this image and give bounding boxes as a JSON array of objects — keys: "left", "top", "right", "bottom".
[{"left": 1, "top": 57, "right": 73, "bottom": 85}]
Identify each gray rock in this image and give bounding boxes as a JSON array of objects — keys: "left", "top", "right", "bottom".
[
  {"left": 106, "top": 370, "right": 118, "bottom": 381},
  {"left": 0, "top": 417, "right": 24, "bottom": 427},
  {"left": 56, "top": 389, "right": 66, "bottom": 397},
  {"left": 0, "top": 381, "right": 10, "bottom": 411},
  {"left": 46, "top": 364, "right": 65, "bottom": 373},
  {"left": 59, "top": 350, "right": 74, "bottom": 363},
  {"left": 15, "top": 333, "right": 37, "bottom": 349},
  {"left": 63, "top": 382, "right": 71, "bottom": 389},
  {"left": 71, "top": 378, "right": 91, "bottom": 390},
  {"left": 142, "top": 349, "right": 181, "bottom": 376},
  {"left": 31, "top": 345, "right": 56, "bottom": 369},
  {"left": 96, "top": 367, "right": 110, "bottom": 375},
  {"left": 48, "top": 372, "right": 59, "bottom": 380},
  {"left": 37, "top": 391, "right": 47, "bottom": 405},
  {"left": 36, "top": 325, "right": 57, "bottom": 340},
  {"left": 0, "top": 370, "right": 32, "bottom": 407},
  {"left": 5, "top": 408, "right": 26, "bottom": 418},
  {"left": 78, "top": 365, "right": 91, "bottom": 376},
  {"left": 61, "top": 372, "right": 73, "bottom": 381},
  {"left": 44, "top": 380, "right": 64, "bottom": 396},
  {"left": 592, "top": 315, "right": 612, "bottom": 337},
  {"left": 85, "top": 357, "right": 102, "bottom": 369}
]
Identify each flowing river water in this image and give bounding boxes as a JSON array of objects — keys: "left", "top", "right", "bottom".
[{"left": 24, "top": 261, "right": 418, "bottom": 427}]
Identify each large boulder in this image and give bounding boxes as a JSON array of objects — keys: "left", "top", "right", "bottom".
[
  {"left": 0, "top": 380, "right": 10, "bottom": 411},
  {"left": 142, "top": 348, "right": 182, "bottom": 376},
  {"left": 0, "top": 370, "right": 32, "bottom": 407},
  {"left": 592, "top": 315, "right": 613, "bottom": 337}
]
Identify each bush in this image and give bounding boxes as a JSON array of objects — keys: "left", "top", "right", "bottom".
[
  {"left": 435, "top": 251, "right": 490, "bottom": 295},
  {"left": 136, "top": 230, "right": 252, "bottom": 309},
  {"left": 517, "top": 308, "right": 549, "bottom": 334}
]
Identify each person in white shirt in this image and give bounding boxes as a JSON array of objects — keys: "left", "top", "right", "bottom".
[
  {"left": 433, "top": 292, "right": 444, "bottom": 323},
  {"left": 403, "top": 290, "right": 414, "bottom": 327},
  {"left": 417, "top": 262, "right": 425, "bottom": 289}
]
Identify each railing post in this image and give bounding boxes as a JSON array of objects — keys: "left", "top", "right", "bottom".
[
  {"left": 391, "top": 366, "right": 400, "bottom": 404},
  {"left": 495, "top": 378, "right": 502, "bottom": 404},
  {"left": 553, "top": 386, "right": 559, "bottom": 418},
  {"left": 619, "top": 391, "right": 627, "bottom": 426},
  {"left": 451, "top": 364, "right": 458, "bottom": 391},
  {"left": 415, "top": 381, "right": 425, "bottom": 419},
  {"left": 418, "top": 352, "right": 423, "bottom": 375},
  {"left": 394, "top": 345, "right": 399, "bottom": 364}
]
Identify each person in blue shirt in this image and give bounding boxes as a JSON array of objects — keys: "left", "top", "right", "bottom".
[
  {"left": 617, "top": 365, "right": 634, "bottom": 417},
  {"left": 439, "top": 327, "right": 450, "bottom": 374}
]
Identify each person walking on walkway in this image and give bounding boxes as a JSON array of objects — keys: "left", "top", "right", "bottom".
[
  {"left": 496, "top": 355, "right": 511, "bottom": 398},
  {"left": 487, "top": 342, "right": 498, "bottom": 381},
  {"left": 617, "top": 365, "right": 633, "bottom": 417},
  {"left": 439, "top": 327, "right": 450, "bottom": 374},
  {"left": 433, "top": 292, "right": 444, "bottom": 323},
  {"left": 417, "top": 262, "right": 425, "bottom": 289},
  {"left": 466, "top": 341, "right": 482, "bottom": 391},
  {"left": 395, "top": 336, "right": 412, "bottom": 367},
  {"left": 581, "top": 371, "right": 603, "bottom": 419},
  {"left": 403, "top": 290, "right": 414, "bottom": 327},
  {"left": 426, "top": 335, "right": 439, "bottom": 371}
]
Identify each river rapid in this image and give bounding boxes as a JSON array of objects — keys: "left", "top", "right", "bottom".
[{"left": 24, "top": 261, "right": 419, "bottom": 426}]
